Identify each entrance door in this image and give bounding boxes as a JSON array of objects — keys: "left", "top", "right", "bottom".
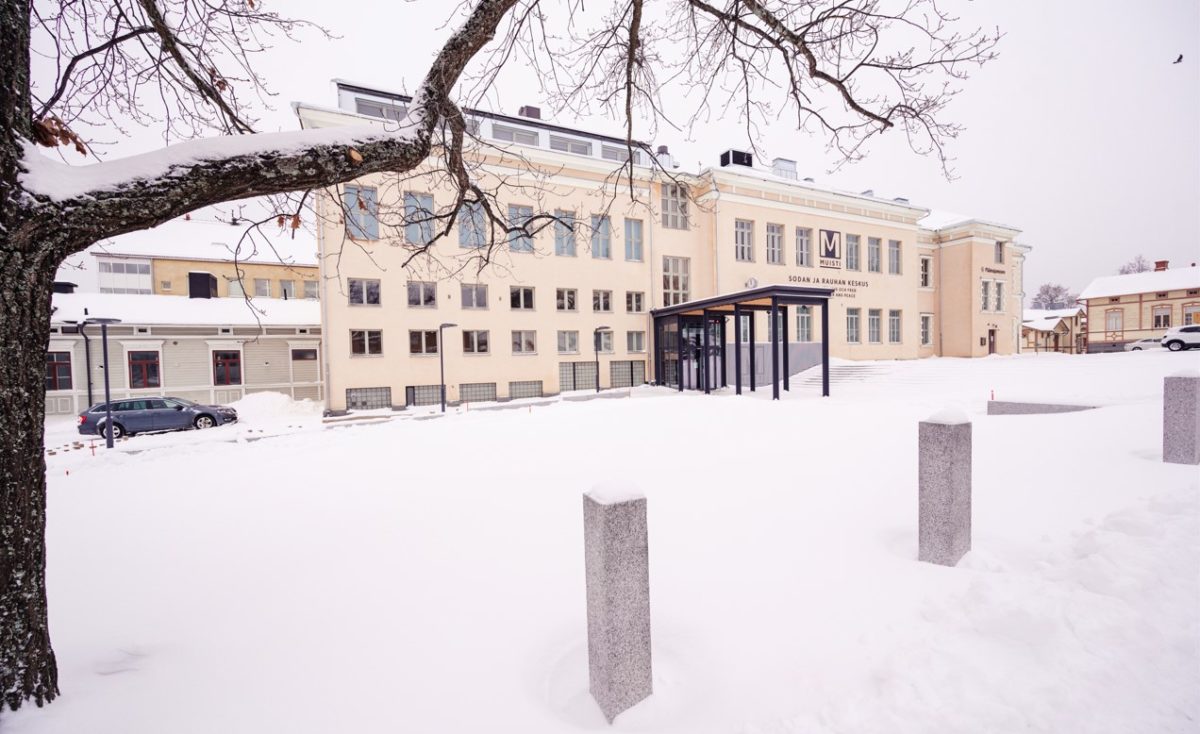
[{"left": 987, "top": 329, "right": 997, "bottom": 355}]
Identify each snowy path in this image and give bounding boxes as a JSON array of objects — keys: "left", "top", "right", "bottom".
[{"left": 9, "top": 351, "right": 1199, "bottom": 733}]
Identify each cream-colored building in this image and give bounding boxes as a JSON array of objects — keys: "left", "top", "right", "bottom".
[
  {"left": 296, "top": 81, "right": 1029, "bottom": 413},
  {"left": 1021, "top": 307, "right": 1085, "bottom": 354},
  {"left": 1078, "top": 261, "right": 1200, "bottom": 352}
]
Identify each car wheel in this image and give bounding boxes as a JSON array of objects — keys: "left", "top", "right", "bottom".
[
  {"left": 100, "top": 422, "right": 125, "bottom": 440},
  {"left": 194, "top": 415, "right": 216, "bottom": 429},
  {"left": 1167, "top": 341, "right": 1185, "bottom": 352},
  {"left": 1131, "top": 347, "right": 1142, "bottom": 351}
]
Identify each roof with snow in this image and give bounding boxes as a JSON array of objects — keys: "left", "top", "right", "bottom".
[
  {"left": 1077, "top": 267, "right": 1200, "bottom": 301},
  {"left": 91, "top": 215, "right": 318, "bottom": 266},
  {"left": 51, "top": 292, "right": 319, "bottom": 327},
  {"left": 918, "top": 208, "right": 1020, "bottom": 233},
  {"left": 1022, "top": 316, "right": 1069, "bottom": 333},
  {"left": 1024, "top": 308, "right": 1083, "bottom": 322}
]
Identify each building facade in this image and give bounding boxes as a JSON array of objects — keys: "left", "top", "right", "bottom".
[
  {"left": 1021, "top": 308, "right": 1085, "bottom": 354},
  {"left": 95, "top": 251, "right": 319, "bottom": 300},
  {"left": 297, "top": 81, "right": 1029, "bottom": 413},
  {"left": 1078, "top": 262, "right": 1200, "bottom": 352}
]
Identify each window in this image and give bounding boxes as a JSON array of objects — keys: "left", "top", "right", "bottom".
[
  {"left": 508, "top": 204, "right": 534, "bottom": 252},
  {"left": 994, "top": 282, "right": 1004, "bottom": 312},
  {"left": 45, "top": 352, "right": 71, "bottom": 390},
  {"left": 796, "top": 228, "right": 812, "bottom": 267},
  {"left": 868, "top": 309, "right": 882, "bottom": 343},
  {"left": 845, "top": 235, "right": 861, "bottom": 271},
  {"left": 995, "top": 241, "right": 1005, "bottom": 264},
  {"left": 626, "top": 291, "right": 644, "bottom": 312},
  {"left": 919, "top": 256, "right": 932, "bottom": 288},
  {"left": 213, "top": 350, "right": 242, "bottom": 385},
  {"left": 888, "top": 310, "right": 902, "bottom": 343},
  {"left": 663, "top": 256, "right": 690, "bottom": 306},
  {"left": 161, "top": 280, "right": 172, "bottom": 292},
  {"left": 735, "top": 219, "right": 754, "bottom": 261},
  {"left": 981, "top": 280, "right": 991, "bottom": 311},
  {"left": 557, "top": 288, "right": 577, "bottom": 311},
  {"left": 463, "top": 330, "right": 490, "bottom": 354},
  {"left": 739, "top": 313, "right": 751, "bottom": 343},
  {"left": 459, "top": 201, "right": 486, "bottom": 248},
  {"left": 346, "top": 387, "right": 392, "bottom": 411},
  {"left": 595, "top": 330, "right": 614, "bottom": 353},
  {"left": 407, "top": 281, "right": 436, "bottom": 308},
  {"left": 766, "top": 223, "right": 784, "bottom": 264},
  {"left": 303, "top": 280, "right": 319, "bottom": 299},
  {"left": 1153, "top": 305, "right": 1172, "bottom": 329},
  {"left": 512, "top": 330, "right": 537, "bottom": 354},
  {"left": 493, "top": 124, "right": 538, "bottom": 145},
  {"left": 128, "top": 351, "right": 161, "bottom": 389},
  {"left": 403, "top": 192, "right": 435, "bottom": 245},
  {"left": 557, "top": 330, "right": 579, "bottom": 354},
  {"left": 549, "top": 136, "right": 591, "bottom": 155},
  {"left": 510, "top": 286, "right": 535, "bottom": 310},
  {"left": 554, "top": 210, "right": 577, "bottom": 256},
  {"left": 846, "top": 309, "right": 861, "bottom": 343},
  {"left": 627, "top": 331, "right": 646, "bottom": 353},
  {"left": 920, "top": 315, "right": 933, "bottom": 346},
  {"left": 888, "top": 240, "right": 901, "bottom": 274},
  {"left": 796, "top": 306, "right": 812, "bottom": 342},
  {"left": 409, "top": 330, "right": 439, "bottom": 355},
  {"left": 349, "top": 278, "right": 381, "bottom": 306},
  {"left": 280, "top": 280, "right": 296, "bottom": 299},
  {"left": 601, "top": 145, "right": 643, "bottom": 164},
  {"left": 593, "top": 290, "right": 613, "bottom": 312},
  {"left": 1105, "top": 309, "right": 1123, "bottom": 332},
  {"left": 624, "top": 218, "right": 644, "bottom": 261},
  {"left": 344, "top": 185, "right": 379, "bottom": 240},
  {"left": 254, "top": 278, "right": 271, "bottom": 298},
  {"left": 1184, "top": 304, "right": 1200, "bottom": 325},
  {"left": 291, "top": 348, "right": 318, "bottom": 361},
  {"left": 227, "top": 277, "right": 245, "bottom": 298},
  {"left": 867, "top": 237, "right": 881, "bottom": 273},
  {"left": 355, "top": 98, "right": 406, "bottom": 121},
  {"left": 461, "top": 283, "right": 488, "bottom": 309},
  {"left": 591, "top": 215, "right": 612, "bottom": 259},
  {"left": 661, "top": 184, "right": 689, "bottom": 229},
  {"left": 350, "top": 330, "right": 383, "bottom": 356}
]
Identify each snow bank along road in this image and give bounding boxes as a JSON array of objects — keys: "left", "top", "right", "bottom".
[{"left": 11, "top": 351, "right": 1199, "bottom": 733}]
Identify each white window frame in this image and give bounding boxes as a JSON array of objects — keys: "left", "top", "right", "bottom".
[
  {"left": 593, "top": 289, "right": 613, "bottom": 312},
  {"left": 867, "top": 237, "right": 882, "bottom": 273},
  {"left": 846, "top": 308, "right": 861, "bottom": 344},
  {"left": 557, "top": 288, "right": 577, "bottom": 312},
  {"left": 796, "top": 228, "right": 812, "bottom": 267},
  {"left": 461, "top": 283, "right": 488, "bottom": 309},
  {"left": 661, "top": 184, "right": 689, "bottom": 229},
  {"left": 766, "top": 223, "right": 784, "bottom": 264},
  {"left": 663, "top": 256, "right": 690, "bottom": 306},
  {"left": 557, "top": 330, "right": 580, "bottom": 354},
  {"left": 735, "top": 219, "right": 754, "bottom": 262},
  {"left": 627, "top": 331, "right": 646, "bottom": 353},
  {"left": 349, "top": 278, "right": 382, "bottom": 306},
  {"left": 512, "top": 330, "right": 538, "bottom": 354},
  {"left": 919, "top": 256, "right": 932, "bottom": 288},
  {"left": 796, "top": 306, "right": 812, "bottom": 342},
  {"left": 868, "top": 309, "right": 882, "bottom": 344},
  {"left": 887, "top": 240, "right": 902, "bottom": 275},
  {"left": 493, "top": 124, "right": 538, "bottom": 146},
  {"left": 624, "top": 218, "right": 644, "bottom": 261},
  {"left": 920, "top": 314, "right": 934, "bottom": 346},
  {"left": 510, "top": 286, "right": 535, "bottom": 310},
  {"left": 626, "top": 291, "right": 644, "bottom": 313},
  {"left": 463, "top": 330, "right": 490, "bottom": 354},
  {"left": 888, "top": 309, "right": 902, "bottom": 343}
]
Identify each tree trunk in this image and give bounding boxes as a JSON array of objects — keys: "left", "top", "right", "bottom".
[{"left": 0, "top": 243, "right": 60, "bottom": 712}]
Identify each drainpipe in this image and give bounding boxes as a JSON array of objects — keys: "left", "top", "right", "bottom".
[
  {"left": 79, "top": 321, "right": 94, "bottom": 406},
  {"left": 647, "top": 175, "right": 656, "bottom": 381}
]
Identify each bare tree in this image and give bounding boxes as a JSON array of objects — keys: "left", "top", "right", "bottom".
[
  {"left": 1118, "top": 255, "right": 1152, "bottom": 274},
  {"left": 1029, "top": 283, "right": 1077, "bottom": 311},
  {"left": 1, "top": 0, "right": 999, "bottom": 712}
]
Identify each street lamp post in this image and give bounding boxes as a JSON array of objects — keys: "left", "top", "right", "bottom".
[
  {"left": 593, "top": 325, "right": 611, "bottom": 393},
  {"left": 438, "top": 322, "right": 458, "bottom": 413},
  {"left": 88, "top": 317, "right": 122, "bottom": 448}
]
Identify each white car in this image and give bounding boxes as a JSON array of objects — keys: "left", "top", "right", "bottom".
[
  {"left": 1125, "top": 337, "right": 1164, "bottom": 351},
  {"left": 1161, "top": 325, "right": 1200, "bottom": 352}
]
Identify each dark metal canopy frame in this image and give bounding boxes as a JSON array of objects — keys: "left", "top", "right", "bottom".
[{"left": 651, "top": 284, "right": 833, "bottom": 400}]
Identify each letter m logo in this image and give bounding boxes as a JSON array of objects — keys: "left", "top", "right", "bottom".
[{"left": 820, "top": 230, "right": 841, "bottom": 261}]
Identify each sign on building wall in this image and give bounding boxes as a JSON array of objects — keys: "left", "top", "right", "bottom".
[{"left": 819, "top": 230, "right": 842, "bottom": 269}]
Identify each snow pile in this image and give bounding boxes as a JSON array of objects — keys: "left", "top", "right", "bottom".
[
  {"left": 229, "top": 391, "right": 323, "bottom": 422},
  {"left": 51, "top": 292, "right": 319, "bottom": 327}
]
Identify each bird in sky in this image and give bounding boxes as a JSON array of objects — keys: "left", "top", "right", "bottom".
[{"left": 1174, "top": 54, "right": 1183, "bottom": 64}]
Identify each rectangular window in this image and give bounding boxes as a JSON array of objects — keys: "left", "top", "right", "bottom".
[
  {"left": 508, "top": 204, "right": 534, "bottom": 252},
  {"left": 344, "top": 185, "right": 379, "bottom": 240},
  {"left": 624, "top": 218, "right": 644, "bottom": 261},
  {"left": 510, "top": 286, "right": 535, "bottom": 310},
  {"left": 846, "top": 235, "right": 861, "bottom": 271},
  {"left": 627, "top": 331, "right": 646, "bottom": 353},
  {"left": 407, "top": 281, "right": 436, "bottom": 308},
  {"left": 254, "top": 278, "right": 271, "bottom": 298},
  {"left": 462, "top": 330, "right": 490, "bottom": 354},
  {"left": 796, "top": 228, "right": 812, "bottom": 267},
  {"left": 557, "top": 330, "right": 579, "bottom": 354},
  {"left": 995, "top": 241, "right": 1005, "bottom": 264},
  {"left": 796, "top": 306, "right": 812, "bottom": 343},
  {"left": 45, "top": 352, "right": 72, "bottom": 390},
  {"left": 867, "top": 237, "right": 881, "bottom": 273},
  {"left": 1106, "top": 310, "right": 1123, "bottom": 332},
  {"left": 888, "top": 309, "right": 902, "bottom": 343},
  {"left": 920, "top": 314, "right": 933, "bottom": 346},
  {"left": 461, "top": 283, "right": 488, "bottom": 309},
  {"left": 663, "top": 256, "right": 690, "bottom": 306},
  {"left": 868, "top": 309, "right": 882, "bottom": 344},
  {"left": 493, "top": 124, "right": 538, "bottom": 145},
  {"left": 128, "top": 351, "right": 161, "bottom": 389},
  {"left": 994, "top": 282, "right": 1004, "bottom": 312},
  {"left": 554, "top": 210, "right": 577, "bottom": 256},
  {"left": 459, "top": 201, "right": 486, "bottom": 248},
  {"left": 549, "top": 135, "right": 592, "bottom": 155},
  {"left": 735, "top": 219, "right": 754, "bottom": 261},
  {"left": 346, "top": 386, "right": 392, "bottom": 410},
  {"left": 739, "top": 313, "right": 751, "bottom": 343},
  {"left": 888, "top": 240, "right": 901, "bottom": 275},
  {"left": 766, "top": 223, "right": 784, "bottom": 264},
  {"left": 557, "top": 288, "right": 577, "bottom": 311},
  {"left": 279, "top": 280, "right": 295, "bottom": 299},
  {"left": 1184, "top": 304, "right": 1200, "bottom": 325},
  {"left": 981, "top": 280, "right": 991, "bottom": 311},
  {"left": 303, "top": 280, "right": 319, "bottom": 300},
  {"left": 591, "top": 215, "right": 612, "bottom": 259},
  {"left": 626, "top": 291, "right": 644, "bottom": 313},
  {"left": 212, "top": 350, "right": 242, "bottom": 385},
  {"left": 846, "top": 308, "right": 861, "bottom": 343},
  {"left": 661, "top": 184, "right": 689, "bottom": 229},
  {"left": 601, "top": 145, "right": 642, "bottom": 164},
  {"left": 409, "top": 330, "right": 438, "bottom": 355},
  {"left": 291, "top": 348, "right": 318, "bottom": 361},
  {"left": 349, "top": 278, "right": 381, "bottom": 305},
  {"left": 593, "top": 290, "right": 612, "bottom": 312},
  {"left": 350, "top": 330, "right": 383, "bottom": 356},
  {"left": 919, "top": 256, "right": 932, "bottom": 288},
  {"left": 227, "top": 277, "right": 245, "bottom": 298},
  {"left": 355, "top": 98, "right": 406, "bottom": 121},
  {"left": 1153, "top": 306, "right": 1172, "bottom": 329},
  {"left": 512, "top": 330, "right": 537, "bottom": 354},
  {"left": 596, "top": 330, "right": 614, "bottom": 353}
]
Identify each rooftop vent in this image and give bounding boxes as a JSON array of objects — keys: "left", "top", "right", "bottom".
[
  {"left": 771, "top": 157, "right": 798, "bottom": 179},
  {"left": 803, "top": 177, "right": 815, "bottom": 183},
  {"left": 52, "top": 281, "right": 78, "bottom": 294},
  {"left": 656, "top": 145, "right": 670, "bottom": 155},
  {"left": 860, "top": 189, "right": 875, "bottom": 197},
  {"left": 893, "top": 197, "right": 909, "bottom": 204},
  {"left": 517, "top": 105, "right": 541, "bottom": 120},
  {"left": 1155, "top": 259, "right": 1170, "bottom": 271},
  {"left": 720, "top": 149, "right": 753, "bottom": 168}
]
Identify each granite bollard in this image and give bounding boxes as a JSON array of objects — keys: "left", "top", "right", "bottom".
[
  {"left": 919, "top": 409, "right": 972, "bottom": 566},
  {"left": 1164, "top": 372, "right": 1200, "bottom": 465},
  {"left": 583, "top": 485, "right": 652, "bottom": 723}
]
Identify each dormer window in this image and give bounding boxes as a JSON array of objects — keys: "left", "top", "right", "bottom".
[
  {"left": 355, "top": 98, "right": 407, "bottom": 121},
  {"left": 602, "top": 145, "right": 644, "bottom": 165},
  {"left": 550, "top": 136, "right": 592, "bottom": 156},
  {"left": 492, "top": 124, "right": 538, "bottom": 146}
]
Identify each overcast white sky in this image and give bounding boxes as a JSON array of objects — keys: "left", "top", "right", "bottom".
[{"left": 51, "top": 1, "right": 1200, "bottom": 299}]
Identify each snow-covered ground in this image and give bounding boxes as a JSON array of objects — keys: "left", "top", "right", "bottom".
[{"left": 11, "top": 351, "right": 1200, "bottom": 733}]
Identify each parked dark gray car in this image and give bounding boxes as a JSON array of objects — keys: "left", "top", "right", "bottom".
[{"left": 77, "top": 397, "right": 238, "bottom": 439}]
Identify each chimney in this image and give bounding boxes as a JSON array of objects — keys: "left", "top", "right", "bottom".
[
  {"left": 517, "top": 105, "right": 541, "bottom": 120},
  {"left": 656, "top": 145, "right": 669, "bottom": 155},
  {"left": 771, "top": 157, "right": 797, "bottom": 179},
  {"left": 719, "top": 149, "right": 753, "bottom": 168},
  {"left": 1155, "top": 259, "right": 1169, "bottom": 272}
]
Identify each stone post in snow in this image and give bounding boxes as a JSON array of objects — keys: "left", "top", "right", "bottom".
[
  {"left": 583, "top": 484, "right": 652, "bottom": 723},
  {"left": 919, "top": 409, "right": 972, "bottom": 566},
  {"left": 1163, "top": 371, "right": 1200, "bottom": 465}
]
